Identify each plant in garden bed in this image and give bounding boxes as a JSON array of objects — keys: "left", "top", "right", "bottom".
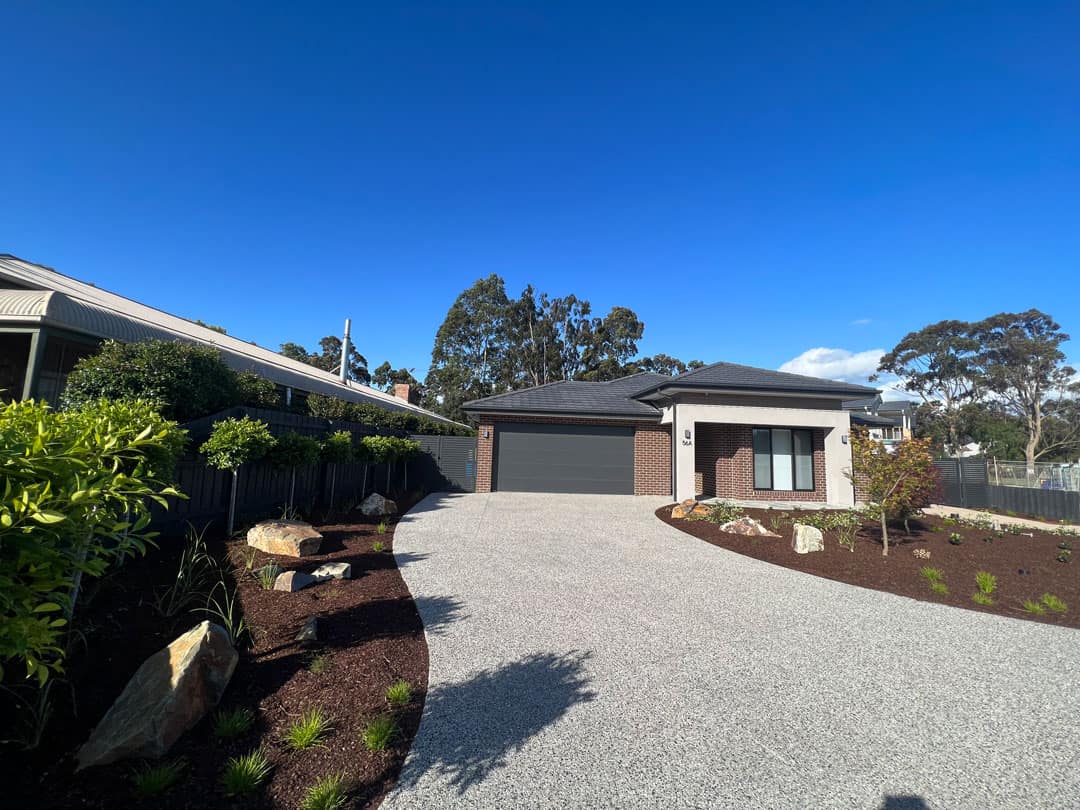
[
  {"left": 153, "top": 523, "right": 217, "bottom": 620},
  {"left": 1041, "top": 594, "right": 1067, "bottom": 614},
  {"left": 361, "top": 715, "right": 397, "bottom": 751},
  {"left": 307, "top": 653, "right": 332, "bottom": 674},
  {"left": 845, "top": 429, "right": 939, "bottom": 555},
  {"left": 372, "top": 540, "right": 387, "bottom": 553},
  {"left": 268, "top": 431, "right": 322, "bottom": 514},
  {"left": 200, "top": 416, "right": 276, "bottom": 536},
  {"left": 321, "top": 431, "right": 354, "bottom": 512},
  {"left": 1057, "top": 550, "right": 1072, "bottom": 563},
  {"left": 948, "top": 532, "right": 963, "bottom": 545},
  {"left": 301, "top": 772, "right": 349, "bottom": 810},
  {"left": 386, "top": 679, "right": 412, "bottom": 707},
  {"left": 828, "top": 510, "right": 862, "bottom": 552},
  {"left": 199, "top": 581, "right": 247, "bottom": 646},
  {"left": 284, "top": 708, "right": 332, "bottom": 750},
  {"left": 222, "top": 749, "right": 272, "bottom": 797},
  {"left": 705, "top": 501, "right": 743, "bottom": 525},
  {"left": 376, "top": 520, "right": 388, "bottom": 535},
  {"left": 214, "top": 706, "right": 255, "bottom": 739},
  {"left": 131, "top": 758, "right": 185, "bottom": 798},
  {"left": 1022, "top": 599, "right": 1047, "bottom": 615},
  {"left": 254, "top": 562, "right": 283, "bottom": 591},
  {"left": 919, "top": 567, "right": 949, "bottom": 596}
]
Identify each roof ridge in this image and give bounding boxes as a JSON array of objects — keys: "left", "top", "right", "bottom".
[{"left": 464, "top": 379, "right": 570, "bottom": 406}]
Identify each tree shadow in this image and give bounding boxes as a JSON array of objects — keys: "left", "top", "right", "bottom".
[
  {"left": 413, "top": 595, "right": 468, "bottom": 636},
  {"left": 397, "top": 650, "right": 596, "bottom": 795},
  {"left": 881, "top": 796, "right": 932, "bottom": 810},
  {"left": 398, "top": 492, "right": 469, "bottom": 520}
]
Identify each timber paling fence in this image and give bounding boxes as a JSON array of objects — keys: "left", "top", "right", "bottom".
[
  {"left": 149, "top": 407, "right": 476, "bottom": 535},
  {"left": 933, "top": 456, "right": 1080, "bottom": 523}
]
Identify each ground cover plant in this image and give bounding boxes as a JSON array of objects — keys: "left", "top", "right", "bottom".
[
  {"left": 5, "top": 495, "right": 430, "bottom": 809},
  {"left": 660, "top": 505, "right": 1080, "bottom": 629}
]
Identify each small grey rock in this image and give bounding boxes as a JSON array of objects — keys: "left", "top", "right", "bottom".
[
  {"left": 311, "top": 562, "right": 351, "bottom": 582},
  {"left": 295, "top": 616, "right": 318, "bottom": 644},
  {"left": 274, "top": 570, "right": 316, "bottom": 592}
]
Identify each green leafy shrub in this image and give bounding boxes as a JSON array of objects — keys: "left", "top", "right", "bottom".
[
  {"left": 284, "top": 708, "right": 332, "bottom": 750},
  {"left": 948, "top": 532, "right": 963, "bottom": 545},
  {"left": 320, "top": 431, "right": 354, "bottom": 464},
  {"left": 131, "top": 759, "right": 185, "bottom": 797},
  {"left": 975, "top": 571, "right": 997, "bottom": 595},
  {"left": 222, "top": 749, "right": 272, "bottom": 797},
  {"left": 0, "top": 399, "right": 185, "bottom": 684},
  {"left": 268, "top": 431, "right": 322, "bottom": 470},
  {"left": 214, "top": 706, "right": 255, "bottom": 739},
  {"left": 200, "top": 416, "right": 275, "bottom": 534},
  {"left": 385, "top": 679, "right": 412, "bottom": 706},
  {"left": 828, "top": 510, "right": 863, "bottom": 552},
  {"left": 235, "top": 371, "right": 281, "bottom": 409},
  {"left": 1041, "top": 593, "right": 1067, "bottom": 614},
  {"left": 307, "top": 394, "right": 472, "bottom": 436},
  {"left": 1058, "top": 540, "right": 1073, "bottom": 551},
  {"left": 61, "top": 339, "right": 240, "bottom": 423},
  {"left": 360, "top": 715, "right": 397, "bottom": 751},
  {"left": 300, "top": 772, "right": 348, "bottom": 810},
  {"left": 1057, "top": 550, "right": 1071, "bottom": 563},
  {"left": 705, "top": 501, "right": 744, "bottom": 525}
]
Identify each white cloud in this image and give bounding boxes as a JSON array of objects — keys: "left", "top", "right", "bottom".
[
  {"left": 779, "top": 347, "right": 885, "bottom": 384},
  {"left": 851, "top": 318, "right": 872, "bottom": 326}
]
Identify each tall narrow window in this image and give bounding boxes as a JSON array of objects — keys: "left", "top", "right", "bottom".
[{"left": 753, "top": 428, "right": 815, "bottom": 492}]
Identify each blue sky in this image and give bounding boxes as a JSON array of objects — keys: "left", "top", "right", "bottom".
[{"left": 3, "top": 2, "right": 1078, "bottom": 390}]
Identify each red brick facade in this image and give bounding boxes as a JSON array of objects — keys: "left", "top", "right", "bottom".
[
  {"left": 473, "top": 416, "right": 671, "bottom": 496},
  {"left": 695, "top": 424, "right": 828, "bottom": 502}
]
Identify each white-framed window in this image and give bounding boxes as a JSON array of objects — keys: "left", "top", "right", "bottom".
[
  {"left": 880, "top": 426, "right": 903, "bottom": 441},
  {"left": 753, "top": 428, "right": 814, "bottom": 491}
]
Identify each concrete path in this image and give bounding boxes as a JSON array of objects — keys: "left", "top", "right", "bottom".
[
  {"left": 383, "top": 493, "right": 1080, "bottom": 810},
  {"left": 924, "top": 503, "right": 1080, "bottom": 533}
]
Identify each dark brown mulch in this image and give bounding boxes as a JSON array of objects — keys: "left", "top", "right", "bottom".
[
  {"left": 7, "top": 500, "right": 428, "bottom": 810},
  {"left": 658, "top": 505, "right": 1080, "bottom": 630}
]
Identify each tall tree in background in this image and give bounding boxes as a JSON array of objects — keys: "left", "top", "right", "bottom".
[
  {"left": 874, "top": 320, "right": 980, "bottom": 457},
  {"left": 280, "top": 336, "right": 370, "bottom": 384},
  {"left": 425, "top": 275, "right": 512, "bottom": 421},
  {"left": 627, "top": 354, "right": 705, "bottom": 376},
  {"left": 372, "top": 361, "right": 422, "bottom": 393},
  {"left": 578, "top": 306, "right": 645, "bottom": 381},
  {"left": 972, "top": 310, "right": 1078, "bottom": 470}
]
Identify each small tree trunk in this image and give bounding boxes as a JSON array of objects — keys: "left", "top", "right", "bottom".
[
  {"left": 362, "top": 464, "right": 368, "bottom": 499},
  {"left": 227, "top": 468, "right": 239, "bottom": 536},
  {"left": 386, "top": 459, "right": 392, "bottom": 493},
  {"left": 329, "top": 464, "right": 337, "bottom": 511},
  {"left": 880, "top": 509, "right": 889, "bottom": 557},
  {"left": 289, "top": 468, "right": 296, "bottom": 513}
]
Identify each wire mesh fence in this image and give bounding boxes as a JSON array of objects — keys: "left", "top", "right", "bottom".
[{"left": 988, "top": 460, "right": 1080, "bottom": 492}]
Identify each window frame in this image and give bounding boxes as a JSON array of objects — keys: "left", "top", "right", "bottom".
[{"left": 752, "top": 427, "right": 815, "bottom": 492}]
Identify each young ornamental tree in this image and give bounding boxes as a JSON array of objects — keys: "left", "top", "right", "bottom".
[
  {"left": 320, "top": 431, "right": 354, "bottom": 511},
  {"left": 846, "top": 429, "right": 939, "bottom": 556},
  {"left": 361, "top": 435, "right": 394, "bottom": 495},
  {"left": 200, "top": 417, "right": 276, "bottom": 535},
  {"left": 267, "top": 431, "right": 322, "bottom": 515}
]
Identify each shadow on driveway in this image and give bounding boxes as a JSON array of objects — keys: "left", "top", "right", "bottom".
[{"left": 398, "top": 650, "right": 596, "bottom": 795}]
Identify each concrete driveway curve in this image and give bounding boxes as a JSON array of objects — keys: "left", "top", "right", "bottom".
[{"left": 382, "top": 493, "right": 1080, "bottom": 810}]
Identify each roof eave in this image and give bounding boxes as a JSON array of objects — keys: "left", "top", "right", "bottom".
[
  {"left": 634, "top": 383, "right": 879, "bottom": 401},
  {"left": 463, "top": 407, "right": 661, "bottom": 423}
]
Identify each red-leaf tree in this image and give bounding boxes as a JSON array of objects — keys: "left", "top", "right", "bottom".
[{"left": 847, "top": 429, "right": 940, "bottom": 556}]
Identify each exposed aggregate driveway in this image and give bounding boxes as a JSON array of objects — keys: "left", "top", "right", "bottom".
[{"left": 383, "top": 493, "right": 1080, "bottom": 810}]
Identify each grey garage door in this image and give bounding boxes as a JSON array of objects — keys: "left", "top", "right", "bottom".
[{"left": 493, "top": 422, "right": 634, "bottom": 494}]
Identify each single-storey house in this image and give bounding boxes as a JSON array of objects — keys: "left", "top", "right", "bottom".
[
  {"left": 0, "top": 254, "right": 461, "bottom": 429},
  {"left": 464, "top": 364, "right": 878, "bottom": 505}
]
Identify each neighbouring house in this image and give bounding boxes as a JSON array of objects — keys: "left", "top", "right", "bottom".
[
  {"left": 0, "top": 254, "right": 460, "bottom": 428},
  {"left": 464, "top": 363, "right": 878, "bottom": 505},
  {"left": 842, "top": 395, "right": 915, "bottom": 444}
]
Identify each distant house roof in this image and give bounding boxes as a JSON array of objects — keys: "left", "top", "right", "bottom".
[
  {"left": 0, "top": 254, "right": 463, "bottom": 428},
  {"left": 632, "top": 361, "right": 878, "bottom": 399},
  {"left": 849, "top": 412, "right": 899, "bottom": 427},
  {"left": 465, "top": 361, "right": 878, "bottom": 420},
  {"left": 842, "top": 396, "right": 882, "bottom": 411}
]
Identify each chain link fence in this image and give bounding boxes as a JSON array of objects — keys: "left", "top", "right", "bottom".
[{"left": 988, "top": 460, "right": 1080, "bottom": 492}]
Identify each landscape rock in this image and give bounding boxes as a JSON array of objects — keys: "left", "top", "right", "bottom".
[
  {"left": 77, "top": 621, "right": 237, "bottom": 770},
  {"left": 360, "top": 493, "right": 398, "bottom": 517},
  {"left": 671, "top": 500, "right": 710, "bottom": 519},
  {"left": 311, "top": 562, "right": 351, "bottom": 582},
  {"left": 792, "top": 523, "right": 825, "bottom": 554},
  {"left": 274, "top": 570, "right": 316, "bottom": 592},
  {"left": 719, "top": 516, "right": 779, "bottom": 537},
  {"left": 247, "top": 520, "right": 322, "bottom": 557},
  {"left": 295, "top": 617, "right": 319, "bottom": 644}
]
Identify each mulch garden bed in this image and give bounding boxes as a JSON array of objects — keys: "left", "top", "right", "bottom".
[
  {"left": 6, "top": 500, "right": 428, "bottom": 809},
  {"left": 658, "top": 505, "right": 1079, "bottom": 629}
]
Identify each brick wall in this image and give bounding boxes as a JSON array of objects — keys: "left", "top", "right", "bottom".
[
  {"left": 472, "top": 415, "right": 668, "bottom": 495},
  {"left": 695, "top": 424, "right": 828, "bottom": 502},
  {"left": 633, "top": 424, "right": 671, "bottom": 496}
]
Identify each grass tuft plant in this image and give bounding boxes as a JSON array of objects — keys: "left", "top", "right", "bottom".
[
  {"left": 372, "top": 540, "right": 386, "bottom": 553},
  {"left": 300, "top": 772, "right": 348, "bottom": 810},
  {"left": 254, "top": 562, "right": 283, "bottom": 591},
  {"left": 1022, "top": 599, "right": 1047, "bottom": 615},
  {"left": 975, "top": 571, "right": 997, "bottom": 596},
  {"left": 385, "top": 679, "right": 412, "bottom": 707},
  {"left": 307, "top": 653, "right": 332, "bottom": 674},
  {"left": 972, "top": 592, "right": 994, "bottom": 606},
  {"left": 376, "top": 520, "right": 388, "bottom": 535},
  {"left": 919, "top": 567, "right": 943, "bottom": 584},
  {"left": 131, "top": 759, "right": 185, "bottom": 798},
  {"left": 222, "top": 749, "right": 271, "bottom": 797},
  {"left": 361, "top": 714, "right": 397, "bottom": 751},
  {"left": 214, "top": 706, "right": 255, "bottom": 739},
  {"left": 1041, "top": 593, "right": 1067, "bottom": 614},
  {"left": 284, "top": 708, "right": 332, "bottom": 751},
  {"left": 929, "top": 581, "right": 949, "bottom": 596}
]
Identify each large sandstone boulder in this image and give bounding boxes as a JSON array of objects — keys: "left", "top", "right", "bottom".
[
  {"left": 719, "top": 516, "right": 780, "bottom": 537},
  {"left": 360, "top": 493, "right": 397, "bottom": 517},
  {"left": 792, "top": 523, "right": 825, "bottom": 554},
  {"left": 671, "top": 499, "right": 709, "bottom": 519},
  {"left": 247, "top": 520, "right": 322, "bottom": 557},
  {"left": 77, "top": 621, "right": 237, "bottom": 770}
]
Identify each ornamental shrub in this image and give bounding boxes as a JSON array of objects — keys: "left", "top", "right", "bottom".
[
  {"left": 236, "top": 371, "right": 281, "bottom": 409},
  {"left": 0, "top": 399, "right": 186, "bottom": 684},
  {"left": 307, "top": 394, "right": 472, "bottom": 436},
  {"left": 267, "top": 432, "right": 321, "bottom": 470},
  {"left": 320, "top": 431, "right": 354, "bottom": 464},
  {"left": 200, "top": 417, "right": 276, "bottom": 473},
  {"left": 61, "top": 339, "right": 240, "bottom": 423}
]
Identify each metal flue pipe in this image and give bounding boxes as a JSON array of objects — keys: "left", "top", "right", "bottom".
[{"left": 340, "top": 318, "right": 351, "bottom": 384}]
